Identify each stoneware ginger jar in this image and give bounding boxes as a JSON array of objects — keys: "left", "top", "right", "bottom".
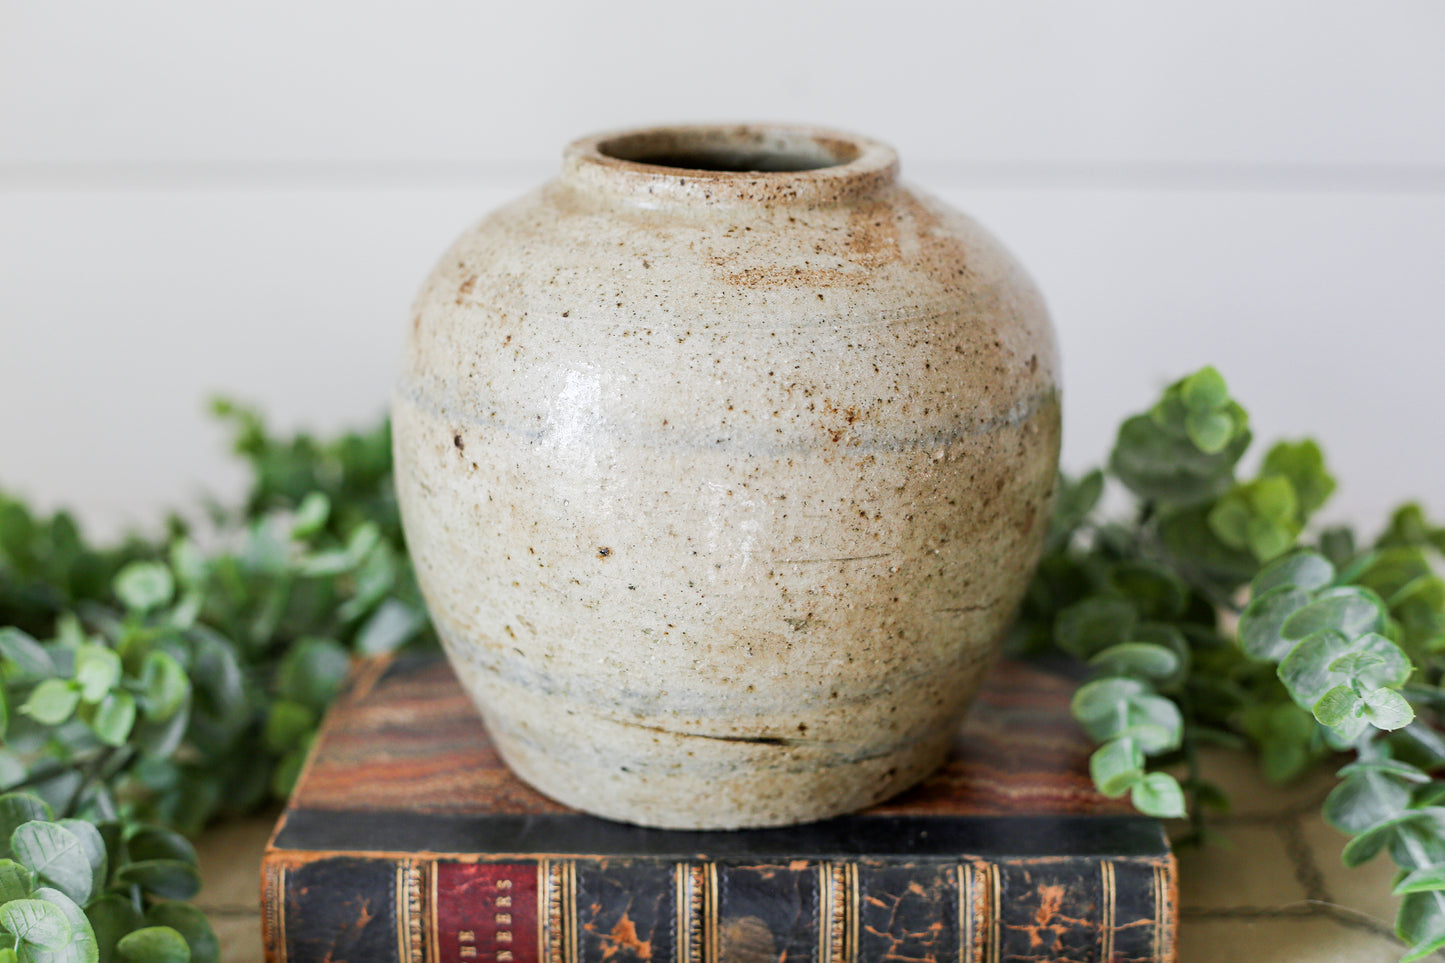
[{"left": 393, "top": 124, "right": 1060, "bottom": 829}]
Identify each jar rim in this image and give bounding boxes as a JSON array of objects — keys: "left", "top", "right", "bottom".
[{"left": 561, "top": 123, "right": 899, "bottom": 207}]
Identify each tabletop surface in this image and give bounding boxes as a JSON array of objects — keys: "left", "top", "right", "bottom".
[{"left": 197, "top": 746, "right": 1431, "bottom": 963}]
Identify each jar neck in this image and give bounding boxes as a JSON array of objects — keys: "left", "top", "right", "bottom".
[{"left": 560, "top": 124, "right": 899, "bottom": 208}]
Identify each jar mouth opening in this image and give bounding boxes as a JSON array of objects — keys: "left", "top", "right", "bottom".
[
  {"left": 595, "top": 127, "right": 861, "bottom": 174},
  {"left": 563, "top": 124, "right": 898, "bottom": 206}
]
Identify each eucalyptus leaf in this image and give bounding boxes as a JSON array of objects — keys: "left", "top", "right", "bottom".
[
  {"left": 1088, "top": 643, "right": 1180, "bottom": 683},
  {"left": 1395, "top": 866, "right": 1445, "bottom": 895},
  {"left": 1261, "top": 439, "right": 1336, "bottom": 518},
  {"left": 143, "top": 904, "right": 217, "bottom": 963},
  {"left": 112, "top": 563, "right": 174, "bottom": 613},
  {"left": 1130, "top": 772, "right": 1186, "bottom": 818},
  {"left": 0, "top": 858, "right": 34, "bottom": 901},
  {"left": 1054, "top": 597, "right": 1137, "bottom": 660},
  {"left": 139, "top": 652, "right": 188, "bottom": 722},
  {"left": 1362, "top": 687, "right": 1414, "bottom": 731},
  {"left": 0, "top": 629, "right": 53, "bottom": 682},
  {"left": 0, "top": 797, "right": 54, "bottom": 859},
  {"left": 0, "top": 899, "right": 70, "bottom": 950},
  {"left": 125, "top": 827, "right": 196, "bottom": 867},
  {"left": 28, "top": 887, "right": 99, "bottom": 963},
  {"left": 90, "top": 693, "right": 136, "bottom": 748},
  {"left": 1282, "top": 586, "right": 1388, "bottom": 642},
  {"left": 113, "top": 860, "right": 200, "bottom": 901},
  {"left": 84, "top": 897, "right": 142, "bottom": 963},
  {"left": 1238, "top": 586, "right": 1310, "bottom": 662},
  {"left": 11, "top": 822, "right": 93, "bottom": 905},
  {"left": 1252, "top": 550, "right": 1335, "bottom": 596},
  {"left": 1088, "top": 739, "right": 1143, "bottom": 798},
  {"left": 53, "top": 822, "right": 104, "bottom": 902},
  {"left": 1325, "top": 762, "right": 1422, "bottom": 834},
  {"left": 20, "top": 681, "right": 80, "bottom": 727},
  {"left": 73, "top": 646, "right": 120, "bottom": 705},
  {"left": 116, "top": 926, "right": 189, "bottom": 963}
]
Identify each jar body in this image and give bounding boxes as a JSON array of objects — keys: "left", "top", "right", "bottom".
[{"left": 393, "top": 126, "right": 1060, "bottom": 829}]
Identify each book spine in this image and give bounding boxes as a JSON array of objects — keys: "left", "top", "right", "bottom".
[{"left": 262, "top": 853, "right": 1177, "bottom": 963}]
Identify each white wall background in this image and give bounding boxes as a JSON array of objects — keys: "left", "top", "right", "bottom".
[{"left": 2, "top": 1, "right": 1443, "bottom": 538}]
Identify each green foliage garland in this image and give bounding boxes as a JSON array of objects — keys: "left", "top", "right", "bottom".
[
  {"left": 0, "top": 410, "right": 431, "bottom": 961},
  {"left": 1020, "top": 367, "right": 1445, "bottom": 961},
  {"left": 1, "top": 372, "right": 1443, "bottom": 960}
]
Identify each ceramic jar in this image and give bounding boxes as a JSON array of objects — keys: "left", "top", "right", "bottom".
[{"left": 393, "top": 124, "right": 1060, "bottom": 829}]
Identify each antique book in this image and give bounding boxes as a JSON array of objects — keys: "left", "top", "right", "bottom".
[{"left": 262, "top": 655, "right": 1178, "bottom": 963}]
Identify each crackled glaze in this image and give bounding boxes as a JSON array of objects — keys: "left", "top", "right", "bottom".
[{"left": 393, "top": 124, "right": 1061, "bottom": 829}]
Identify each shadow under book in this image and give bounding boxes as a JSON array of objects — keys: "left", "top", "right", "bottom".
[{"left": 262, "top": 656, "right": 1178, "bottom": 963}]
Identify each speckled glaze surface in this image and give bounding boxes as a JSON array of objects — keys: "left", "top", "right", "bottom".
[{"left": 393, "top": 124, "right": 1061, "bottom": 829}]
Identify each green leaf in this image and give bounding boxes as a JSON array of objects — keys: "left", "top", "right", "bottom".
[
  {"left": 290, "top": 491, "right": 331, "bottom": 540},
  {"left": 125, "top": 827, "right": 196, "bottom": 867},
  {"left": 1325, "top": 761, "right": 1424, "bottom": 833},
  {"left": 1239, "top": 586, "right": 1310, "bottom": 662},
  {"left": 143, "top": 904, "right": 217, "bottom": 963},
  {"left": 1089, "top": 739, "right": 1144, "bottom": 797},
  {"left": 1252, "top": 550, "right": 1336, "bottom": 596},
  {"left": 1209, "top": 477, "right": 1301, "bottom": 561},
  {"left": 1395, "top": 865, "right": 1445, "bottom": 895},
  {"left": 1071, "top": 678, "right": 1182, "bottom": 753},
  {"left": 11, "top": 822, "right": 93, "bottom": 905},
  {"left": 113, "top": 860, "right": 201, "bottom": 900},
  {"left": 1336, "top": 633, "right": 1412, "bottom": 691},
  {"left": 1107, "top": 562, "right": 1189, "bottom": 621},
  {"left": 1362, "top": 687, "right": 1414, "bottom": 731},
  {"left": 112, "top": 563, "right": 174, "bottom": 613},
  {"left": 353, "top": 598, "right": 424, "bottom": 655},
  {"left": 1185, "top": 409, "right": 1234, "bottom": 454},
  {"left": 1278, "top": 630, "right": 1351, "bottom": 707},
  {"left": 1179, "top": 366, "right": 1229, "bottom": 412},
  {"left": 1156, "top": 504, "right": 1260, "bottom": 586},
  {"left": 116, "top": 927, "right": 190, "bottom": 963},
  {"left": 20, "top": 680, "right": 81, "bottom": 727},
  {"left": 1282, "top": 586, "right": 1388, "bottom": 641},
  {"left": 264, "top": 701, "right": 317, "bottom": 753},
  {"left": 73, "top": 646, "right": 120, "bottom": 705},
  {"left": 1312, "top": 685, "right": 1363, "bottom": 728},
  {"left": 0, "top": 797, "right": 53, "bottom": 859},
  {"left": 139, "top": 652, "right": 188, "bottom": 722},
  {"left": 1262, "top": 439, "right": 1336, "bottom": 518},
  {"left": 1088, "top": 643, "right": 1180, "bottom": 683},
  {"left": 1401, "top": 887, "right": 1445, "bottom": 962},
  {"left": 1054, "top": 597, "right": 1137, "bottom": 660},
  {"left": 1130, "top": 772, "right": 1186, "bottom": 818},
  {"left": 0, "top": 629, "right": 53, "bottom": 682},
  {"left": 1110, "top": 412, "right": 1248, "bottom": 505},
  {"left": 89, "top": 692, "right": 136, "bottom": 748},
  {"left": 0, "top": 899, "right": 70, "bottom": 949},
  {"left": 1342, "top": 809, "right": 1445, "bottom": 868},
  {"left": 29, "top": 887, "right": 99, "bottom": 963},
  {"left": 53, "top": 823, "right": 104, "bottom": 903},
  {"left": 84, "top": 897, "right": 142, "bottom": 963},
  {"left": 277, "top": 638, "right": 351, "bottom": 709},
  {"left": 0, "top": 858, "right": 34, "bottom": 900}
]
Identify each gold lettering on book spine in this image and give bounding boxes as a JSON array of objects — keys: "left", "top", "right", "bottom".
[
  {"left": 819, "top": 862, "right": 855, "bottom": 963},
  {"left": 677, "top": 864, "right": 709, "bottom": 963},
  {"left": 967, "top": 861, "right": 996, "bottom": 963},
  {"left": 263, "top": 862, "right": 286, "bottom": 963},
  {"left": 542, "top": 860, "right": 570, "bottom": 963},
  {"left": 1152, "top": 860, "right": 1172, "bottom": 963},
  {"left": 397, "top": 860, "right": 426, "bottom": 963},
  {"left": 1100, "top": 861, "right": 1117, "bottom": 963}
]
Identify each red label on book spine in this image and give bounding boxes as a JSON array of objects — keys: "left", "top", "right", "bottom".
[{"left": 435, "top": 862, "right": 538, "bottom": 963}]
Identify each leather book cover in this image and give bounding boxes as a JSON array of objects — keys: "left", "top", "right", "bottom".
[{"left": 263, "top": 655, "right": 1177, "bottom": 963}]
